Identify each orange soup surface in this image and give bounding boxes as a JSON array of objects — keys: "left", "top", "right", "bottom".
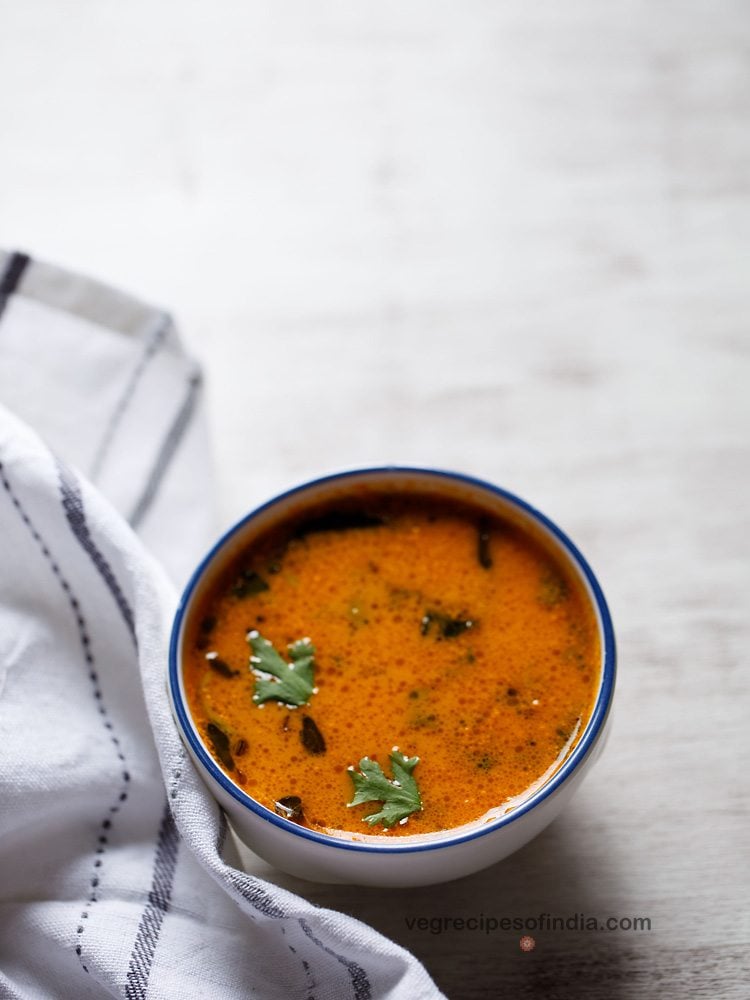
[{"left": 184, "top": 490, "right": 600, "bottom": 837}]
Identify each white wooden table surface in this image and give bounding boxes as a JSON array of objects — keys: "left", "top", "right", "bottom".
[{"left": 2, "top": 2, "right": 748, "bottom": 997}]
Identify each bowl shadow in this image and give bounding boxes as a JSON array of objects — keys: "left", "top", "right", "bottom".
[{"left": 237, "top": 813, "right": 632, "bottom": 1000}]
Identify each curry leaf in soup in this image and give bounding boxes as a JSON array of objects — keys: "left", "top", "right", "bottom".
[
  {"left": 421, "top": 610, "right": 474, "bottom": 639},
  {"left": 205, "top": 653, "right": 238, "bottom": 678},
  {"left": 233, "top": 569, "right": 270, "bottom": 599},
  {"left": 275, "top": 795, "right": 304, "bottom": 822},
  {"left": 249, "top": 631, "right": 316, "bottom": 707},
  {"left": 347, "top": 751, "right": 422, "bottom": 828},
  {"left": 538, "top": 569, "right": 568, "bottom": 607},
  {"left": 300, "top": 715, "right": 327, "bottom": 754},
  {"left": 477, "top": 518, "right": 493, "bottom": 569},
  {"left": 206, "top": 722, "right": 235, "bottom": 771},
  {"left": 294, "top": 509, "right": 385, "bottom": 538}
]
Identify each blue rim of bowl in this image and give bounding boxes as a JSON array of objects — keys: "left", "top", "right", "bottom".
[{"left": 168, "top": 466, "right": 616, "bottom": 854}]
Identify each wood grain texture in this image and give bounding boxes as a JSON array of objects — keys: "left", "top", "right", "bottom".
[{"left": 1, "top": 2, "right": 748, "bottom": 996}]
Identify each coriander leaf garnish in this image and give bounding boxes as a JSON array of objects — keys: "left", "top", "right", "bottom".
[
  {"left": 347, "top": 750, "right": 422, "bottom": 828},
  {"left": 248, "top": 630, "right": 316, "bottom": 707}
]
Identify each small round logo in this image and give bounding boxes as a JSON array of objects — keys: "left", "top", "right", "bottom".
[{"left": 519, "top": 935, "right": 536, "bottom": 952}]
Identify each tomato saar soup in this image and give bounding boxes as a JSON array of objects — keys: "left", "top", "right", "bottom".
[{"left": 183, "top": 489, "right": 601, "bottom": 838}]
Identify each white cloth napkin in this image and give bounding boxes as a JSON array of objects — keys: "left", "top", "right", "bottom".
[{"left": 0, "top": 251, "right": 443, "bottom": 1000}]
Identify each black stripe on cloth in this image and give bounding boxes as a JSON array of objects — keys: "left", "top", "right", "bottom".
[
  {"left": 216, "top": 814, "right": 321, "bottom": 995},
  {"left": 167, "top": 746, "right": 187, "bottom": 805},
  {"left": 129, "top": 369, "right": 202, "bottom": 530},
  {"left": 281, "top": 923, "right": 318, "bottom": 1000},
  {"left": 0, "top": 459, "right": 131, "bottom": 976},
  {"left": 124, "top": 802, "right": 180, "bottom": 1000},
  {"left": 0, "top": 251, "right": 30, "bottom": 321},
  {"left": 299, "top": 918, "right": 372, "bottom": 1000},
  {"left": 216, "top": 807, "right": 229, "bottom": 856},
  {"left": 90, "top": 312, "right": 170, "bottom": 481},
  {"left": 57, "top": 461, "right": 137, "bottom": 645},
  {"left": 224, "top": 869, "right": 288, "bottom": 919}
]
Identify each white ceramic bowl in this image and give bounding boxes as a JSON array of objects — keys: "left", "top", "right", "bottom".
[{"left": 168, "top": 467, "right": 616, "bottom": 887}]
